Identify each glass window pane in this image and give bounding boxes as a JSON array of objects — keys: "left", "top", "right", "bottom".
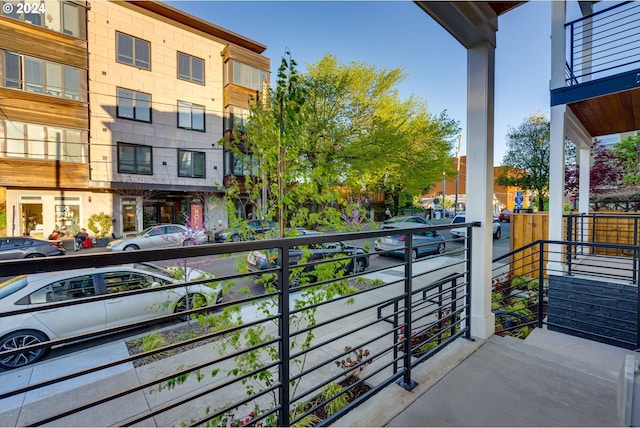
[
  {"left": 47, "top": 127, "right": 63, "bottom": 160},
  {"left": 178, "top": 53, "right": 190, "bottom": 80},
  {"left": 44, "top": 0, "right": 61, "bottom": 32},
  {"left": 66, "top": 129, "right": 83, "bottom": 163},
  {"left": 117, "top": 33, "right": 133, "bottom": 65},
  {"left": 178, "top": 150, "right": 190, "bottom": 177},
  {"left": 135, "top": 92, "right": 150, "bottom": 122},
  {"left": 2, "top": 1, "right": 20, "bottom": 19},
  {"left": 117, "top": 88, "right": 134, "bottom": 119},
  {"left": 192, "top": 57, "right": 204, "bottom": 83},
  {"left": 6, "top": 122, "right": 25, "bottom": 158},
  {"left": 62, "top": 2, "right": 79, "bottom": 36},
  {"left": 45, "top": 62, "right": 62, "bottom": 97},
  {"left": 193, "top": 152, "right": 205, "bottom": 177},
  {"left": 24, "top": 2, "right": 43, "bottom": 26},
  {"left": 27, "top": 124, "right": 45, "bottom": 159},
  {"left": 24, "top": 57, "right": 43, "bottom": 93},
  {"left": 63, "top": 66, "right": 80, "bottom": 100},
  {"left": 118, "top": 144, "right": 136, "bottom": 173},
  {"left": 136, "top": 146, "right": 151, "bottom": 173},
  {"left": 134, "top": 38, "right": 149, "bottom": 69},
  {"left": 4, "top": 51, "right": 20, "bottom": 88},
  {"left": 178, "top": 102, "right": 191, "bottom": 128},
  {"left": 192, "top": 105, "right": 204, "bottom": 130}
]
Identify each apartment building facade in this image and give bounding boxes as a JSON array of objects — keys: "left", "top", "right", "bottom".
[{"left": 0, "top": 0, "right": 270, "bottom": 238}]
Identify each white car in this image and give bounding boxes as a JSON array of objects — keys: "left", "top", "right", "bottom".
[
  {"left": 450, "top": 214, "right": 502, "bottom": 240},
  {"left": 0, "top": 263, "right": 221, "bottom": 369},
  {"left": 107, "top": 224, "right": 208, "bottom": 251}
]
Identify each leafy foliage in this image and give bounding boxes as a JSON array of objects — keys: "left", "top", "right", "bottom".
[
  {"left": 497, "top": 115, "right": 550, "bottom": 211},
  {"left": 565, "top": 139, "right": 626, "bottom": 197},
  {"left": 613, "top": 134, "right": 640, "bottom": 186}
]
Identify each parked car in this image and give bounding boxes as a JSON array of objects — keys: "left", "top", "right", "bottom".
[
  {"left": 383, "top": 215, "right": 430, "bottom": 226},
  {"left": 106, "top": 224, "right": 208, "bottom": 251},
  {"left": 375, "top": 223, "right": 445, "bottom": 260},
  {"left": 450, "top": 214, "right": 502, "bottom": 240},
  {"left": 0, "top": 237, "right": 65, "bottom": 259},
  {"left": 213, "top": 220, "right": 277, "bottom": 243},
  {"left": 498, "top": 210, "right": 513, "bottom": 222},
  {"left": 0, "top": 263, "right": 222, "bottom": 369},
  {"left": 247, "top": 230, "right": 370, "bottom": 282}
]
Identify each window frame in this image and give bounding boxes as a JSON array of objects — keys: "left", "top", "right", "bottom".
[
  {"left": 178, "top": 149, "right": 206, "bottom": 178},
  {"left": 177, "top": 101, "right": 205, "bottom": 132},
  {"left": 116, "top": 87, "right": 151, "bottom": 122},
  {"left": 116, "top": 31, "right": 151, "bottom": 70},
  {"left": 177, "top": 52, "right": 204, "bottom": 85},
  {"left": 117, "top": 142, "right": 153, "bottom": 175},
  {"left": 0, "top": 1, "right": 86, "bottom": 39}
]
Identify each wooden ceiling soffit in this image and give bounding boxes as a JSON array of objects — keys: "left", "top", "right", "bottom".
[{"left": 414, "top": 1, "right": 499, "bottom": 49}]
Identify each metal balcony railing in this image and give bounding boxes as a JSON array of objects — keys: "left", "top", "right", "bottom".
[
  {"left": 0, "top": 222, "right": 474, "bottom": 427},
  {"left": 491, "top": 237, "right": 640, "bottom": 350},
  {"left": 565, "top": 1, "right": 640, "bottom": 85}
]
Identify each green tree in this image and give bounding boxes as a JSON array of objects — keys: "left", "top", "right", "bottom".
[
  {"left": 497, "top": 114, "right": 550, "bottom": 211},
  {"left": 613, "top": 134, "right": 640, "bottom": 186}
]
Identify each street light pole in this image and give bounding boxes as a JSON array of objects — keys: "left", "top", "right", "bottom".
[
  {"left": 455, "top": 134, "right": 462, "bottom": 215},
  {"left": 442, "top": 171, "right": 446, "bottom": 217}
]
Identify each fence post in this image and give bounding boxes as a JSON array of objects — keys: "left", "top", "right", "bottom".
[
  {"left": 278, "top": 244, "right": 291, "bottom": 427},
  {"left": 566, "top": 214, "right": 574, "bottom": 263},
  {"left": 538, "top": 241, "right": 545, "bottom": 328},
  {"left": 397, "top": 231, "right": 418, "bottom": 390},
  {"left": 465, "top": 225, "right": 472, "bottom": 339}
]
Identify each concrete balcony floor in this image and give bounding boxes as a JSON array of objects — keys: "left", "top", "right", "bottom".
[{"left": 335, "top": 328, "right": 632, "bottom": 427}]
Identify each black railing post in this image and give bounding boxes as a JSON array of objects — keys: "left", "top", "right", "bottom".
[
  {"left": 278, "top": 244, "right": 291, "bottom": 427},
  {"left": 465, "top": 225, "right": 472, "bottom": 339},
  {"left": 397, "top": 230, "right": 417, "bottom": 390},
  {"left": 450, "top": 276, "right": 457, "bottom": 338},
  {"left": 634, "top": 219, "right": 639, "bottom": 285},
  {"left": 538, "top": 241, "right": 545, "bottom": 328},
  {"left": 566, "top": 214, "right": 574, "bottom": 262}
]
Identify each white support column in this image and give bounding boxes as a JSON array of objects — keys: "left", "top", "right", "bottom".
[
  {"left": 547, "top": 0, "right": 568, "bottom": 272},
  {"left": 467, "top": 41, "right": 495, "bottom": 339},
  {"left": 548, "top": 104, "right": 566, "bottom": 271},
  {"left": 578, "top": 144, "right": 591, "bottom": 216}
]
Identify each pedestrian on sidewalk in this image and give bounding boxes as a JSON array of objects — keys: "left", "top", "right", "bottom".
[
  {"left": 74, "top": 228, "right": 88, "bottom": 251},
  {"left": 385, "top": 207, "right": 392, "bottom": 220}
]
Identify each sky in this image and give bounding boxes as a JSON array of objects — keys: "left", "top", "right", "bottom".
[{"left": 167, "top": 1, "right": 564, "bottom": 164}]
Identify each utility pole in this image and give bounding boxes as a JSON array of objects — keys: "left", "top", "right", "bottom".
[{"left": 455, "top": 134, "right": 462, "bottom": 215}]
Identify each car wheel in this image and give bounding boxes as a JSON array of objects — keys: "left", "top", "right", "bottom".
[
  {"left": 437, "top": 243, "right": 445, "bottom": 254},
  {"left": 231, "top": 234, "right": 241, "bottom": 243},
  {"left": 411, "top": 249, "right": 418, "bottom": 261},
  {"left": 0, "top": 330, "right": 49, "bottom": 369},
  {"left": 25, "top": 253, "right": 44, "bottom": 258},
  {"left": 175, "top": 293, "right": 208, "bottom": 321},
  {"left": 123, "top": 244, "right": 139, "bottom": 251},
  {"left": 494, "top": 227, "right": 502, "bottom": 240},
  {"left": 351, "top": 257, "right": 366, "bottom": 274}
]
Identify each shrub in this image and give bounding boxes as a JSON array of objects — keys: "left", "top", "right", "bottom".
[{"left": 88, "top": 212, "right": 114, "bottom": 238}]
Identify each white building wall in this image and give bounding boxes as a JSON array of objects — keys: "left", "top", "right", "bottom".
[{"left": 88, "top": 1, "right": 226, "bottom": 187}]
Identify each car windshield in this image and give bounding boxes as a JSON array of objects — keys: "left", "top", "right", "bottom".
[
  {"left": 134, "top": 226, "right": 155, "bottom": 237},
  {"left": 130, "top": 262, "right": 173, "bottom": 278},
  {"left": 0, "top": 275, "right": 28, "bottom": 299},
  {"left": 452, "top": 216, "right": 466, "bottom": 224}
]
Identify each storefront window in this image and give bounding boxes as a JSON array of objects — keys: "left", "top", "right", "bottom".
[
  {"left": 55, "top": 204, "right": 79, "bottom": 236},
  {"left": 122, "top": 201, "right": 137, "bottom": 233}
]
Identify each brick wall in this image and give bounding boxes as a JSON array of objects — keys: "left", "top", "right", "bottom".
[{"left": 548, "top": 275, "right": 637, "bottom": 349}]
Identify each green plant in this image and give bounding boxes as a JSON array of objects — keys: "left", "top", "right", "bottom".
[
  {"left": 87, "top": 212, "right": 114, "bottom": 238},
  {"left": 334, "top": 346, "right": 372, "bottom": 380},
  {"left": 321, "top": 382, "right": 350, "bottom": 417}
]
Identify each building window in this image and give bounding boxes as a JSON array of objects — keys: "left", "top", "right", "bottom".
[
  {"left": 178, "top": 150, "right": 205, "bottom": 178},
  {"left": 227, "top": 60, "right": 268, "bottom": 91},
  {"left": 117, "top": 88, "right": 151, "bottom": 122},
  {"left": 224, "top": 106, "right": 250, "bottom": 133},
  {"left": 0, "top": 120, "right": 87, "bottom": 162},
  {"left": 0, "top": 1, "right": 86, "bottom": 39},
  {"left": 177, "top": 101, "right": 205, "bottom": 131},
  {"left": 117, "top": 143, "right": 152, "bottom": 175},
  {"left": 116, "top": 32, "right": 150, "bottom": 70},
  {"left": 0, "top": 50, "right": 85, "bottom": 101},
  {"left": 177, "top": 52, "right": 204, "bottom": 84},
  {"left": 223, "top": 150, "right": 258, "bottom": 177}
]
